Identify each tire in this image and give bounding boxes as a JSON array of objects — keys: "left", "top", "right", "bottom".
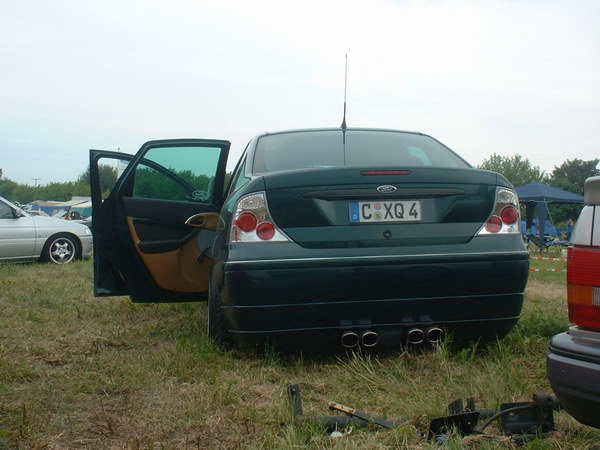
[
  {"left": 42, "top": 233, "right": 80, "bottom": 264},
  {"left": 207, "top": 275, "right": 230, "bottom": 347}
]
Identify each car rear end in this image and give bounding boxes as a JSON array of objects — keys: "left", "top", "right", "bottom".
[
  {"left": 217, "top": 129, "right": 529, "bottom": 349},
  {"left": 547, "top": 176, "right": 600, "bottom": 428}
]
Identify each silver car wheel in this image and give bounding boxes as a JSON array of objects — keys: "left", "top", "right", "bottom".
[{"left": 46, "top": 235, "right": 77, "bottom": 264}]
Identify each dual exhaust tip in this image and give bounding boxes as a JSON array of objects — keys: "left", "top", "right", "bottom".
[
  {"left": 407, "top": 326, "right": 443, "bottom": 345},
  {"left": 340, "top": 327, "right": 443, "bottom": 348},
  {"left": 341, "top": 330, "right": 378, "bottom": 349}
]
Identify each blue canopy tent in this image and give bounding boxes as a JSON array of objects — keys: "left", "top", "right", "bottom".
[{"left": 515, "top": 182, "right": 584, "bottom": 242}]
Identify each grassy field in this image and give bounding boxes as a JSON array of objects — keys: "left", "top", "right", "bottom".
[{"left": 1, "top": 257, "right": 599, "bottom": 449}]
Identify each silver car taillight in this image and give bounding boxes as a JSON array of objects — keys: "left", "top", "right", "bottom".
[
  {"left": 476, "top": 187, "right": 521, "bottom": 235},
  {"left": 230, "top": 192, "right": 290, "bottom": 243}
]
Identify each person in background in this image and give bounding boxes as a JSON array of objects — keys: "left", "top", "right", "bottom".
[{"left": 566, "top": 218, "right": 574, "bottom": 240}]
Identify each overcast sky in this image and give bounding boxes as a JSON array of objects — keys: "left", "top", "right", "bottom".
[{"left": 1, "top": 0, "right": 599, "bottom": 185}]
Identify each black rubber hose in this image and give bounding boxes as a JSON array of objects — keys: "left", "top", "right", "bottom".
[{"left": 477, "top": 404, "right": 535, "bottom": 432}]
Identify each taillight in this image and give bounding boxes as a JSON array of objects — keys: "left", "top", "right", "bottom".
[
  {"left": 256, "top": 222, "right": 275, "bottom": 240},
  {"left": 230, "top": 192, "right": 290, "bottom": 243},
  {"left": 567, "top": 246, "right": 600, "bottom": 331},
  {"left": 477, "top": 188, "right": 521, "bottom": 235},
  {"left": 501, "top": 205, "right": 519, "bottom": 224},
  {"left": 485, "top": 216, "right": 502, "bottom": 233},
  {"left": 235, "top": 212, "right": 258, "bottom": 232}
]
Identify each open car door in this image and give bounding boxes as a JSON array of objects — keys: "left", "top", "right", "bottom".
[{"left": 90, "top": 139, "right": 230, "bottom": 302}]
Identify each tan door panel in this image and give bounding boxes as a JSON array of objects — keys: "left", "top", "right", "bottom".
[{"left": 126, "top": 217, "right": 211, "bottom": 293}]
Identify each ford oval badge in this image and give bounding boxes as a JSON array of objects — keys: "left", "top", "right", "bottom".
[{"left": 377, "top": 185, "right": 397, "bottom": 194}]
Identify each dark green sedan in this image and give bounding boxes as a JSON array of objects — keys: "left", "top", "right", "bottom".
[{"left": 90, "top": 128, "right": 529, "bottom": 350}]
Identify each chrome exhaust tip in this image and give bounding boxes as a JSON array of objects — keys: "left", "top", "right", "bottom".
[
  {"left": 360, "top": 330, "right": 378, "bottom": 348},
  {"left": 427, "top": 327, "right": 443, "bottom": 344},
  {"left": 407, "top": 327, "right": 425, "bottom": 345},
  {"left": 341, "top": 331, "right": 359, "bottom": 348}
]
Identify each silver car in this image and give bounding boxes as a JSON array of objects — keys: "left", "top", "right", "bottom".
[{"left": 0, "top": 196, "right": 93, "bottom": 264}]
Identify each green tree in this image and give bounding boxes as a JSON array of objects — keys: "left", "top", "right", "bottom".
[
  {"left": 0, "top": 175, "right": 89, "bottom": 204},
  {"left": 548, "top": 158, "right": 599, "bottom": 224},
  {"left": 78, "top": 164, "right": 118, "bottom": 195},
  {"left": 478, "top": 154, "right": 547, "bottom": 187},
  {"left": 0, "top": 180, "right": 19, "bottom": 200},
  {"left": 41, "top": 181, "right": 89, "bottom": 202},
  {"left": 550, "top": 158, "right": 600, "bottom": 195},
  {"left": 132, "top": 167, "right": 212, "bottom": 201},
  {"left": 6, "top": 183, "right": 36, "bottom": 203}
]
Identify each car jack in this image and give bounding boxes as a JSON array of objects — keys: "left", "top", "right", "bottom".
[
  {"left": 288, "top": 384, "right": 561, "bottom": 440},
  {"left": 428, "top": 393, "right": 561, "bottom": 439}
]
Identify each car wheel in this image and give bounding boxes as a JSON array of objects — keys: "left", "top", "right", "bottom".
[
  {"left": 42, "top": 233, "right": 79, "bottom": 264},
  {"left": 207, "top": 275, "right": 230, "bottom": 346}
]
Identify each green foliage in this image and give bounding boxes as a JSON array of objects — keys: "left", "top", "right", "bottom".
[
  {"left": 548, "top": 158, "right": 599, "bottom": 223},
  {"left": 0, "top": 180, "right": 19, "bottom": 199},
  {"left": 550, "top": 158, "right": 599, "bottom": 195},
  {"left": 77, "top": 164, "right": 118, "bottom": 195},
  {"left": 133, "top": 166, "right": 212, "bottom": 202},
  {"left": 0, "top": 180, "right": 89, "bottom": 204},
  {"left": 44, "top": 181, "right": 89, "bottom": 201},
  {"left": 0, "top": 165, "right": 229, "bottom": 205},
  {"left": 478, "top": 154, "right": 548, "bottom": 187},
  {"left": 0, "top": 165, "right": 117, "bottom": 204}
]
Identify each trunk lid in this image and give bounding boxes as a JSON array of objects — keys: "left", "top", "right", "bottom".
[{"left": 263, "top": 166, "right": 501, "bottom": 248}]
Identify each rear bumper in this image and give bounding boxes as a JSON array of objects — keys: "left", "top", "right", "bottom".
[
  {"left": 218, "top": 249, "right": 528, "bottom": 346},
  {"left": 547, "top": 328, "right": 600, "bottom": 428}
]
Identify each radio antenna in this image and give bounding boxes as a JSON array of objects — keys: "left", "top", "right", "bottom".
[{"left": 341, "top": 54, "right": 348, "bottom": 130}]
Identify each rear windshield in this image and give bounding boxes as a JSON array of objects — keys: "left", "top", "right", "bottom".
[{"left": 252, "top": 130, "right": 471, "bottom": 174}]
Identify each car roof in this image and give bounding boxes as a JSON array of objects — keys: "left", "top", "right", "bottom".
[{"left": 255, "top": 127, "right": 427, "bottom": 138}]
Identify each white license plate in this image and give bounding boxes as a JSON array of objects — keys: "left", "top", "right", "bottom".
[{"left": 349, "top": 200, "right": 422, "bottom": 223}]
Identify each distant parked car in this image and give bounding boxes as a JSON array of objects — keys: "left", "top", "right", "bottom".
[
  {"left": 90, "top": 128, "right": 529, "bottom": 349},
  {"left": 0, "top": 196, "right": 93, "bottom": 264},
  {"left": 60, "top": 205, "right": 93, "bottom": 230},
  {"left": 547, "top": 176, "right": 600, "bottom": 429}
]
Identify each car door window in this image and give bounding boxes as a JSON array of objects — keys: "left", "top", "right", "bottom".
[
  {"left": 0, "top": 201, "right": 13, "bottom": 219},
  {"left": 132, "top": 146, "right": 222, "bottom": 203}
]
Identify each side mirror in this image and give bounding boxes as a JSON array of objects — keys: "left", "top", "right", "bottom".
[{"left": 13, "top": 207, "right": 26, "bottom": 218}]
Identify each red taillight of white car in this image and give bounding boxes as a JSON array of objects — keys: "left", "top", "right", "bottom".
[
  {"left": 567, "top": 246, "right": 600, "bottom": 331},
  {"left": 231, "top": 192, "right": 290, "bottom": 243},
  {"left": 476, "top": 187, "right": 521, "bottom": 235},
  {"left": 566, "top": 176, "right": 600, "bottom": 331}
]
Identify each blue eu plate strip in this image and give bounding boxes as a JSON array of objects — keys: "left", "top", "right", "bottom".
[{"left": 350, "top": 201, "right": 360, "bottom": 223}]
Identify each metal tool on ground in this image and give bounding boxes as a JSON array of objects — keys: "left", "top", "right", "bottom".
[
  {"left": 286, "top": 384, "right": 561, "bottom": 441},
  {"left": 429, "top": 397, "right": 488, "bottom": 438},
  {"left": 321, "top": 416, "right": 370, "bottom": 432},
  {"left": 287, "top": 384, "right": 303, "bottom": 419},
  {"left": 479, "top": 393, "right": 561, "bottom": 435},
  {"left": 328, "top": 402, "right": 398, "bottom": 430},
  {"left": 429, "top": 393, "right": 560, "bottom": 439},
  {"left": 286, "top": 384, "right": 396, "bottom": 432},
  {"left": 428, "top": 411, "right": 481, "bottom": 438}
]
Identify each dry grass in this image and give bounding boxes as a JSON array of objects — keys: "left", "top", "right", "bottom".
[{"left": 1, "top": 258, "right": 599, "bottom": 449}]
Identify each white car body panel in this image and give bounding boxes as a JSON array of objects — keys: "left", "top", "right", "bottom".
[
  {"left": 0, "top": 214, "right": 37, "bottom": 260},
  {"left": 571, "top": 177, "right": 600, "bottom": 247}
]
